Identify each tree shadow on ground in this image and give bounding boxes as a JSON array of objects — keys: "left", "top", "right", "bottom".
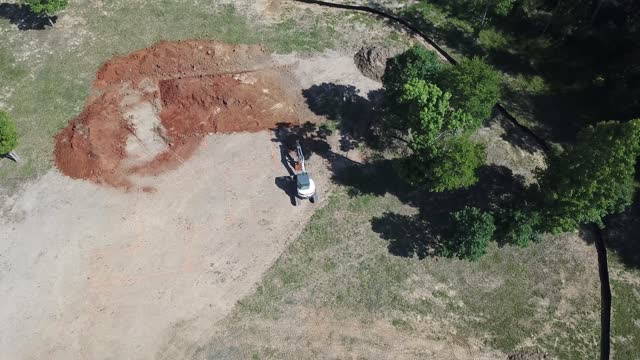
[
  {"left": 339, "top": 159, "right": 527, "bottom": 259},
  {"left": 295, "top": 82, "right": 532, "bottom": 259},
  {"left": 495, "top": 110, "right": 545, "bottom": 154},
  {"left": 302, "top": 83, "right": 384, "bottom": 151},
  {"left": 0, "top": 3, "right": 56, "bottom": 30},
  {"left": 601, "top": 197, "right": 640, "bottom": 269},
  {"left": 269, "top": 121, "right": 362, "bottom": 204},
  {"left": 371, "top": 212, "right": 434, "bottom": 259},
  {"left": 503, "top": 85, "right": 610, "bottom": 144}
]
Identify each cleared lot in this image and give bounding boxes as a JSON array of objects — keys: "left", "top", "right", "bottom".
[{"left": 0, "top": 130, "right": 331, "bottom": 359}]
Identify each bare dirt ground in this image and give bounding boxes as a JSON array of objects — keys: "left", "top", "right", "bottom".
[
  {"left": 1, "top": 130, "right": 332, "bottom": 360},
  {"left": 0, "top": 45, "right": 377, "bottom": 359}
]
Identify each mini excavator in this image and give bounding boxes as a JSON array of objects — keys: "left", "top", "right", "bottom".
[{"left": 293, "top": 140, "right": 318, "bottom": 206}]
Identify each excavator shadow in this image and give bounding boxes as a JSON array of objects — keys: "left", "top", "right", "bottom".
[{"left": 275, "top": 175, "right": 297, "bottom": 206}]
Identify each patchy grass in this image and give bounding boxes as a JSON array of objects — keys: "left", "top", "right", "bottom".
[
  {"left": 0, "top": 49, "right": 27, "bottom": 85},
  {"left": 609, "top": 262, "right": 640, "bottom": 359},
  {"left": 208, "top": 185, "right": 604, "bottom": 358},
  {"left": 0, "top": 1, "right": 338, "bottom": 191}
]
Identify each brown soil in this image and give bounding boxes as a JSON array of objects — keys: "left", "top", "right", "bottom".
[{"left": 54, "top": 40, "right": 310, "bottom": 188}]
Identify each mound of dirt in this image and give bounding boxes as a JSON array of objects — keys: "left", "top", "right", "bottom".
[
  {"left": 55, "top": 40, "right": 312, "bottom": 189},
  {"left": 353, "top": 45, "right": 403, "bottom": 82}
]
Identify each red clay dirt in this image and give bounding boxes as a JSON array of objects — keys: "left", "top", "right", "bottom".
[{"left": 54, "top": 40, "right": 311, "bottom": 189}]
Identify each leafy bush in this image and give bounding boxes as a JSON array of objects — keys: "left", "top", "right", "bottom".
[
  {"left": 495, "top": 208, "right": 540, "bottom": 247},
  {"left": 0, "top": 111, "right": 18, "bottom": 155},
  {"left": 478, "top": 28, "right": 511, "bottom": 50},
  {"left": 437, "top": 57, "right": 501, "bottom": 122},
  {"left": 510, "top": 74, "right": 549, "bottom": 94},
  {"left": 425, "top": 135, "right": 485, "bottom": 192},
  {"left": 24, "top": 0, "right": 68, "bottom": 15},
  {"left": 442, "top": 207, "right": 495, "bottom": 261}
]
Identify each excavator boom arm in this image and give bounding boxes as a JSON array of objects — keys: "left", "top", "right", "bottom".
[{"left": 295, "top": 140, "right": 306, "bottom": 173}]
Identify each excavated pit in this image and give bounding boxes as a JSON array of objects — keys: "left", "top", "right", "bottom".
[{"left": 54, "top": 40, "right": 313, "bottom": 189}]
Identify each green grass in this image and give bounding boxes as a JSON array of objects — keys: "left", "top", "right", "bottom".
[
  {"left": 218, "top": 186, "right": 605, "bottom": 358},
  {"left": 0, "top": 1, "right": 338, "bottom": 191}
]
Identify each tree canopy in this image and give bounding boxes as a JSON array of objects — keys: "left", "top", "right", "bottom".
[
  {"left": 422, "top": 135, "right": 485, "bottom": 192},
  {"left": 436, "top": 57, "right": 501, "bottom": 123},
  {"left": 399, "top": 78, "right": 477, "bottom": 151},
  {"left": 0, "top": 111, "right": 18, "bottom": 155},
  {"left": 443, "top": 206, "right": 496, "bottom": 261},
  {"left": 536, "top": 119, "right": 640, "bottom": 233},
  {"left": 382, "top": 45, "right": 442, "bottom": 113},
  {"left": 382, "top": 48, "right": 492, "bottom": 193}
]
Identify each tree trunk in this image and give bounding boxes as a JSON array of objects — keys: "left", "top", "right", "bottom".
[
  {"left": 475, "top": 4, "right": 490, "bottom": 38},
  {"left": 592, "top": 224, "right": 611, "bottom": 360}
]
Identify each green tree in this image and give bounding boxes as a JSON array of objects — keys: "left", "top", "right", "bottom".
[
  {"left": 0, "top": 110, "right": 18, "bottom": 155},
  {"left": 23, "top": 0, "right": 68, "bottom": 26},
  {"left": 472, "top": 0, "right": 516, "bottom": 32},
  {"left": 393, "top": 79, "right": 485, "bottom": 192},
  {"left": 417, "top": 135, "right": 485, "bottom": 192},
  {"left": 399, "top": 79, "right": 478, "bottom": 150},
  {"left": 437, "top": 57, "right": 501, "bottom": 123},
  {"left": 382, "top": 46, "right": 442, "bottom": 114},
  {"left": 536, "top": 119, "right": 640, "bottom": 233},
  {"left": 442, "top": 206, "right": 496, "bottom": 260}
]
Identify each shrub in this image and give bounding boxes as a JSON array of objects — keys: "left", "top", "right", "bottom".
[
  {"left": 437, "top": 57, "right": 501, "bottom": 122},
  {"left": 24, "top": 0, "right": 68, "bottom": 15},
  {"left": 0, "top": 111, "right": 18, "bottom": 155},
  {"left": 442, "top": 207, "right": 495, "bottom": 261},
  {"left": 478, "top": 28, "right": 511, "bottom": 50},
  {"left": 495, "top": 208, "right": 540, "bottom": 247},
  {"left": 427, "top": 135, "right": 485, "bottom": 192}
]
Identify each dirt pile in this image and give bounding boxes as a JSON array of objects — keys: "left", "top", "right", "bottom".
[
  {"left": 354, "top": 45, "right": 404, "bottom": 82},
  {"left": 55, "top": 40, "right": 311, "bottom": 189}
]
